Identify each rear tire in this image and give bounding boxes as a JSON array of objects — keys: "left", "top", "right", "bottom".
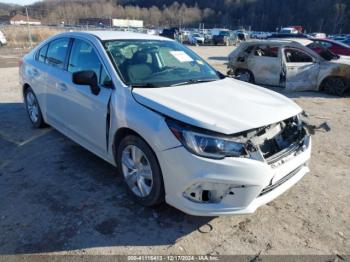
[
  {"left": 117, "top": 135, "right": 165, "bottom": 207},
  {"left": 322, "top": 77, "right": 348, "bottom": 96},
  {"left": 24, "top": 86, "right": 45, "bottom": 128}
]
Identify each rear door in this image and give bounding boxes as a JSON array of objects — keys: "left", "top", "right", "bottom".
[
  {"left": 282, "top": 47, "right": 319, "bottom": 91},
  {"left": 248, "top": 44, "right": 282, "bottom": 86},
  {"left": 27, "top": 43, "right": 50, "bottom": 118},
  {"left": 45, "top": 37, "right": 72, "bottom": 127}
]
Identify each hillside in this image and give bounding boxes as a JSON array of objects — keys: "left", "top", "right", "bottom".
[{"left": 1, "top": 0, "right": 349, "bottom": 33}]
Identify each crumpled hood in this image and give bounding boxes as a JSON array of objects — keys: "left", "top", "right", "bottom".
[{"left": 132, "top": 78, "right": 302, "bottom": 134}]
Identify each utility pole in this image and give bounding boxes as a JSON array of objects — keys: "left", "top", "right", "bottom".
[{"left": 25, "top": 7, "right": 33, "bottom": 48}]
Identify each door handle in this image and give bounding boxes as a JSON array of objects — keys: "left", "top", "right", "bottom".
[{"left": 57, "top": 83, "right": 68, "bottom": 92}]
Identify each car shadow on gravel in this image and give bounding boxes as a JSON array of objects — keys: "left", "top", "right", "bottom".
[{"left": 0, "top": 103, "right": 213, "bottom": 254}]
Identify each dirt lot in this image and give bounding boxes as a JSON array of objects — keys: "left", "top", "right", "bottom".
[{"left": 0, "top": 45, "right": 349, "bottom": 256}]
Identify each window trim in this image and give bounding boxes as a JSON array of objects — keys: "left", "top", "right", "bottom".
[
  {"left": 35, "top": 43, "right": 49, "bottom": 63},
  {"left": 41, "top": 37, "right": 72, "bottom": 70},
  {"left": 254, "top": 45, "right": 280, "bottom": 58},
  {"left": 283, "top": 47, "right": 316, "bottom": 64}
]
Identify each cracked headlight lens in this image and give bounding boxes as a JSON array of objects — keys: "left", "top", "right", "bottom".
[{"left": 166, "top": 118, "right": 248, "bottom": 159}]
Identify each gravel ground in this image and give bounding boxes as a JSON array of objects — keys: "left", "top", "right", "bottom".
[{"left": 0, "top": 45, "right": 349, "bottom": 256}]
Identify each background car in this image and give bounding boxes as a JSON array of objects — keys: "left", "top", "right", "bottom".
[
  {"left": 188, "top": 33, "right": 205, "bottom": 45},
  {"left": 160, "top": 28, "right": 179, "bottom": 40},
  {"left": 280, "top": 27, "right": 299, "bottom": 34},
  {"left": 228, "top": 40, "right": 350, "bottom": 96},
  {"left": 212, "top": 30, "right": 237, "bottom": 46},
  {"left": 310, "top": 32, "right": 327, "bottom": 39},
  {"left": 342, "top": 38, "right": 350, "bottom": 46},
  {"left": 268, "top": 33, "right": 311, "bottom": 39},
  {"left": 310, "top": 38, "right": 350, "bottom": 56}
]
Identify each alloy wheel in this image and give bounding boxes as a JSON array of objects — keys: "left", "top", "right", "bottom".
[
  {"left": 26, "top": 91, "right": 39, "bottom": 123},
  {"left": 121, "top": 145, "right": 153, "bottom": 197}
]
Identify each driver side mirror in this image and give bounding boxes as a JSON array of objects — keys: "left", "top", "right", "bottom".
[{"left": 72, "top": 70, "right": 100, "bottom": 95}]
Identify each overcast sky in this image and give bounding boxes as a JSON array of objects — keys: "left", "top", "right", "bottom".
[{"left": 0, "top": 0, "right": 40, "bottom": 5}]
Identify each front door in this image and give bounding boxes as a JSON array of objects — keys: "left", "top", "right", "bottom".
[
  {"left": 63, "top": 38, "right": 113, "bottom": 155},
  {"left": 283, "top": 47, "right": 320, "bottom": 91}
]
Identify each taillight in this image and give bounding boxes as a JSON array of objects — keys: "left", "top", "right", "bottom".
[{"left": 19, "top": 59, "right": 23, "bottom": 67}]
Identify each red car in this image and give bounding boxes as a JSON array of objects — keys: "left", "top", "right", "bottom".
[{"left": 309, "top": 39, "right": 350, "bottom": 56}]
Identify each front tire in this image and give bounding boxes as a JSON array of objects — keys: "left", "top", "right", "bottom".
[
  {"left": 235, "top": 69, "right": 254, "bottom": 83},
  {"left": 117, "top": 135, "right": 165, "bottom": 207},
  {"left": 24, "top": 87, "right": 45, "bottom": 128}
]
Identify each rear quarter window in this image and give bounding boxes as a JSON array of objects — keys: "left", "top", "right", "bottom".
[
  {"left": 36, "top": 44, "right": 48, "bottom": 62},
  {"left": 244, "top": 45, "right": 255, "bottom": 54},
  {"left": 254, "top": 45, "right": 279, "bottom": 58}
]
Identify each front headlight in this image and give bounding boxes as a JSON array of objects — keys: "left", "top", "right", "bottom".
[{"left": 166, "top": 118, "right": 248, "bottom": 159}]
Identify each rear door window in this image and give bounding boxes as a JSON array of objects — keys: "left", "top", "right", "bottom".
[{"left": 46, "top": 38, "right": 70, "bottom": 69}]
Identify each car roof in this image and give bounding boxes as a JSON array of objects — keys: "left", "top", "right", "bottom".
[
  {"left": 242, "top": 39, "right": 312, "bottom": 46},
  {"left": 278, "top": 38, "right": 313, "bottom": 46},
  {"left": 58, "top": 30, "right": 171, "bottom": 41},
  {"left": 317, "top": 38, "right": 350, "bottom": 47}
]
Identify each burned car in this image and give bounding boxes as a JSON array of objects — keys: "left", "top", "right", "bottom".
[{"left": 228, "top": 40, "right": 350, "bottom": 96}]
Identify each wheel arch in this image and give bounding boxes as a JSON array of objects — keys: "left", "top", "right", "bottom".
[
  {"left": 112, "top": 127, "right": 161, "bottom": 168},
  {"left": 22, "top": 83, "right": 31, "bottom": 97},
  {"left": 112, "top": 127, "right": 140, "bottom": 159},
  {"left": 319, "top": 75, "right": 348, "bottom": 91}
]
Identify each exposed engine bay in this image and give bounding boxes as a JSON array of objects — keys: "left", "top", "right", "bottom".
[
  {"left": 245, "top": 115, "right": 308, "bottom": 166},
  {"left": 183, "top": 115, "right": 310, "bottom": 204}
]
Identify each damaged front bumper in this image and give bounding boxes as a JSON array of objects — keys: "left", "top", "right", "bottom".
[{"left": 158, "top": 117, "right": 312, "bottom": 216}]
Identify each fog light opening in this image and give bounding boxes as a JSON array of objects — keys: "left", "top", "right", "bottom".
[
  {"left": 184, "top": 183, "right": 239, "bottom": 204},
  {"left": 202, "top": 190, "right": 210, "bottom": 202}
]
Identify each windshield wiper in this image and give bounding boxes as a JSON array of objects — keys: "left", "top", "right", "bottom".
[
  {"left": 131, "top": 83, "right": 157, "bottom": 88},
  {"left": 170, "top": 79, "right": 218, "bottom": 87}
]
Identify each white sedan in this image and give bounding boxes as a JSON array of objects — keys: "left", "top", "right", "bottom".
[{"left": 19, "top": 31, "right": 311, "bottom": 216}]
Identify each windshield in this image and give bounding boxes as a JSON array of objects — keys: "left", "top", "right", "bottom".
[
  {"left": 104, "top": 40, "right": 220, "bottom": 87},
  {"left": 307, "top": 43, "right": 340, "bottom": 61},
  {"left": 318, "top": 49, "right": 340, "bottom": 61},
  {"left": 219, "top": 31, "right": 230, "bottom": 36}
]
